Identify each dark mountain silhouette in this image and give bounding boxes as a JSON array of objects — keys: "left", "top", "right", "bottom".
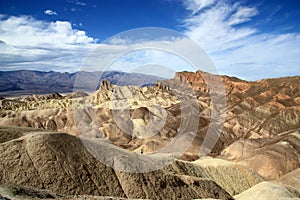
[{"left": 0, "top": 70, "right": 163, "bottom": 96}]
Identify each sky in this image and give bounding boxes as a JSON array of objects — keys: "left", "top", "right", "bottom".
[{"left": 0, "top": 0, "right": 299, "bottom": 80}]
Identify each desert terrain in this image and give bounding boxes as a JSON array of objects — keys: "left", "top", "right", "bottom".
[{"left": 0, "top": 70, "right": 299, "bottom": 199}]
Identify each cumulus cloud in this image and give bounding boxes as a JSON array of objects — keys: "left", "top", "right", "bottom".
[
  {"left": 181, "top": 0, "right": 300, "bottom": 80},
  {"left": 44, "top": 9, "right": 58, "bottom": 16},
  {"left": 0, "top": 15, "right": 96, "bottom": 72}
]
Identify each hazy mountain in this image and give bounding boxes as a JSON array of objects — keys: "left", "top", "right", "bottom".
[{"left": 0, "top": 70, "right": 163, "bottom": 96}]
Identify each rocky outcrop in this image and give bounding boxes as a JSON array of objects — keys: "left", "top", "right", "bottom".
[
  {"left": 166, "top": 70, "right": 252, "bottom": 94},
  {"left": 165, "top": 158, "right": 263, "bottom": 196},
  {"left": 0, "top": 184, "right": 61, "bottom": 199}
]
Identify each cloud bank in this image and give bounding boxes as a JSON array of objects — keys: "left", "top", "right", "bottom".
[{"left": 0, "top": 14, "right": 96, "bottom": 72}]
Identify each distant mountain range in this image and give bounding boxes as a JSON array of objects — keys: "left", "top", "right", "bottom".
[{"left": 0, "top": 70, "right": 163, "bottom": 96}]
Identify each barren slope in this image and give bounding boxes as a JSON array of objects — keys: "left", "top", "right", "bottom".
[{"left": 0, "top": 127, "right": 234, "bottom": 200}]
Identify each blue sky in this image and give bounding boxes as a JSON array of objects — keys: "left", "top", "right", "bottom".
[{"left": 0, "top": 0, "right": 299, "bottom": 80}]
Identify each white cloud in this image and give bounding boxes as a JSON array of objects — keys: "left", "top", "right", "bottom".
[
  {"left": 183, "top": 0, "right": 216, "bottom": 14},
  {"left": 0, "top": 15, "right": 96, "bottom": 72},
  {"left": 228, "top": 6, "right": 258, "bottom": 25},
  {"left": 44, "top": 9, "right": 58, "bottom": 16},
  {"left": 181, "top": 0, "right": 300, "bottom": 80}
]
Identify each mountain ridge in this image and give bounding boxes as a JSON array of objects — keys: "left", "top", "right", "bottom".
[{"left": 0, "top": 70, "right": 164, "bottom": 96}]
